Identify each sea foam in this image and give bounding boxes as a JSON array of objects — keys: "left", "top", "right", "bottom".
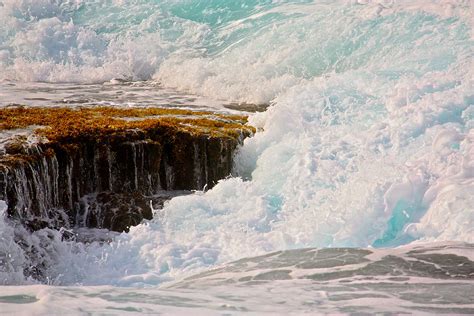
[{"left": 0, "top": 0, "right": 472, "bottom": 286}]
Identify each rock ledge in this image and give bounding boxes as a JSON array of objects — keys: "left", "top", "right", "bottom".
[{"left": 0, "top": 106, "right": 254, "bottom": 232}]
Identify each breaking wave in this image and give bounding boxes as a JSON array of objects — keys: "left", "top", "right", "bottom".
[{"left": 0, "top": 0, "right": 472, "bottom": 286}]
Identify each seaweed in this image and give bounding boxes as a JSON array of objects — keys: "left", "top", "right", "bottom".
[{"left": 0, "top": 106, "right": 255, "bottom": 143}]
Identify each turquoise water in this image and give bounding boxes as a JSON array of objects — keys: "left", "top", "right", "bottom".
[{"left": 0, "top": 0, "right": 473, "bottom": 313}]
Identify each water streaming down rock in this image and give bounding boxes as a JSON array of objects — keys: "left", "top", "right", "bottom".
[{"left": 0, "top": 109, "right": 252, "bottom": 233}]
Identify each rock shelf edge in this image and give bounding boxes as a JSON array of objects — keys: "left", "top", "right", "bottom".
[{"left": 0, "top": 106, "right": 254, "bottom": 233}]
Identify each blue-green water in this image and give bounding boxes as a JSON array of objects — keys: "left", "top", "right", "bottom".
[{"left": 0, "top": 0, "right": 473, "bottom": 314}]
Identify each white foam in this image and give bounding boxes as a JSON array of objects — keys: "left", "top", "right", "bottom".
[
  {"left": 0, "top": 0, "right": 472, "bottom": 287},
  {"left": 0, "top": 201, "right": 28, "bottom": 285}
]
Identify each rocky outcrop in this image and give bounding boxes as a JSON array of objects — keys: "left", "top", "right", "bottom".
[{"left": 0, "top": 106, "right": 254, "bottom": 232}]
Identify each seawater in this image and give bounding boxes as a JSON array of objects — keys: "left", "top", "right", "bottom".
[{"left": 0, "top": 0, "right": 473, "bottom": 314}]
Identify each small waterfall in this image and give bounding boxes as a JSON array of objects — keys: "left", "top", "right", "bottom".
[{"left": 1, "top": 132, "right": 248, "bottom": 233}]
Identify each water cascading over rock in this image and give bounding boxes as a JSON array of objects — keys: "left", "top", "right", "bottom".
[{"left": 0, "top": 106, "right": 254, "bottom": 233}]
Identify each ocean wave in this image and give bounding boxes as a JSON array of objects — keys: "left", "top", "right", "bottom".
[{"left": 0, "top": 0, "right": 472, "bottom": 286}]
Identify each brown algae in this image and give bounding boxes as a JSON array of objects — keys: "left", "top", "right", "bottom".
[{"left": 0, "top": 106, "right": 255, "bottom": 142}]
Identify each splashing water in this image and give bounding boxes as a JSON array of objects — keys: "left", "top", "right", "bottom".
[{"left": 0, "top": 0, "right": 473, "bottom": 304}]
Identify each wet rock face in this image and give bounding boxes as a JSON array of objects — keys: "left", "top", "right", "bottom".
[
  {"left": 0, "top": 106, "right": 254, "bottom": 232},
  {"left": 77, "top": 192, "right": 152, "bottom": 233}
]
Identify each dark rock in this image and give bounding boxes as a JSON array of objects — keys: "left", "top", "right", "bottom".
[
  {"left": 77, "top": 191, "right": 152, "bottom": 233},
  {"left": 0, "top": 106, "right": 254, "bottom": 232}
]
